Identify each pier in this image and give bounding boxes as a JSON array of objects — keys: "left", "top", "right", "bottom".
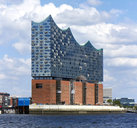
[
  {"left": 29, "top": 104, "right": 126, "bottom": 114},
  {"left": 126, "top": 108, "right": 137, "bottom": 113}
]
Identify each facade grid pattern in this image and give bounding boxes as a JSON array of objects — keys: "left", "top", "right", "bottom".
[{"left": 31, "top": 15, "right": 103, "bottom": 83}]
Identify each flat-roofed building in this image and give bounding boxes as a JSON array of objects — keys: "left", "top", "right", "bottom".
[
  {"left": 0, "top": 92, "right": 10, "bottom": 107},
  {"left": 103, "top": 88, "right": 112, "bottom": 104}
]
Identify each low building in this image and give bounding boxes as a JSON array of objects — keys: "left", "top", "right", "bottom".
[
  {"left": 0, "top": 92, "right": 10, "bottom": 107},
  {"left": 115, "top": 98, "right": 135, "bottom": 107},
  {"left": 103, "top": 88, "right": 112, "bottom": 104},
  {"left": 10, "top": 97, "right": 31, "bottom": 114},
  {"left": 10, "top": 97, "right": 18, "bottom": 107},
  {"left": 17, "top": 97, "right": 30, "bottom": 114}
]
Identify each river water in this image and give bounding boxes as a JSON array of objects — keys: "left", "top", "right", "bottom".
[{"left": 0, "top": 113, "right": 137, "bottom": 128}]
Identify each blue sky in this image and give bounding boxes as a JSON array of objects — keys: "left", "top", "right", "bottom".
[
  {"left": 41, "top": 0, "right": 137, "bottom": 21},
  {"left": 0, "top": 0, "right": 137, "bottom": 101}
]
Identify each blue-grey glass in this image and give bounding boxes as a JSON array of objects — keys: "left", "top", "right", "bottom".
[{"left": 31, "top": 15, "right": 103, "bottom": 82}]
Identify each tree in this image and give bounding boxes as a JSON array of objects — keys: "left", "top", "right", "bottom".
[
  {"left": 107, "top": 99, "right": 112, "bottom": 105},
  {"left": 133, "top": 106, "right": 137, "bottom": 110},
  {"left": 113, "top": 100, "right": 121, "bottom": 107}
]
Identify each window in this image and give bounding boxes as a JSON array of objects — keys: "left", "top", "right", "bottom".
[{"left": 36, "top": 83, "right": 43, "bottom": 88}]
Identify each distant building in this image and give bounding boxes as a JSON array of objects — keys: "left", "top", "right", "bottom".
[
  {"left": 10, "top": 97, "right": 18, "bottom": 107},
  {"left": 31, "top": 15, "right": 103, "bottom": 105},
  {"left": 103, "top": 88, "right": 112, "bottom": 104},
  {"left": 0, "top": 92, "right": 10, "bottom": 107},
  {"left": 114, "top": 98, "right": 135, "bottom": 107}
]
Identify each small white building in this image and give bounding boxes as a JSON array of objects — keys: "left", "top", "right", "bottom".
[{"left": 103, "top": 88, "right": 112, "bottom": 104}]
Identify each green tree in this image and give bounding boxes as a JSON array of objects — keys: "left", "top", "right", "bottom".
[
  {"left": 107, "top": 99, "right": 112, "bottom": 104},
  {"left": 113, "top": 100, "right": 121, "bottom": 107},
  {"left": 133, "top": 106, "right": 137, "bottom": 110}
]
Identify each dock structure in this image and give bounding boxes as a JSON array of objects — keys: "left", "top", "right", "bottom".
[
  {"left": 29, "top": 104, "right": 126, "bottom": 114},
  {"left": 126, "top": 108, "right": 137, "bottom": 113}
]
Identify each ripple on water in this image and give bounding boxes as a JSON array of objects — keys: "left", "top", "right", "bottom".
[{"left": 0, "top": 113, "right": 137, "bottom": 128}]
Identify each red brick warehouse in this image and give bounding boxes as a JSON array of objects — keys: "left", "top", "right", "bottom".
[{"left": 32, "top": 80, "right": 103, "bottom": 105}]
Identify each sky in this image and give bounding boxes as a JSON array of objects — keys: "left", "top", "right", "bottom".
[{"left": 0, "top": 0, "right": 137, "bottom": 101}]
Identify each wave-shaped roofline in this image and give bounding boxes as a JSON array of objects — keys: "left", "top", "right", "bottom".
[{"left": 32, "top": 15, "right": 102, "bottom": 51}]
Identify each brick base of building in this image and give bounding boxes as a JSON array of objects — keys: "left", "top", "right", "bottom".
[{"left": 32, "top": 79, "right": 103, "bottom": 105}]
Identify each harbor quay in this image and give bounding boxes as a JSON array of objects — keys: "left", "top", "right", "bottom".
[{"left": 29, "top": 104, "right": 126, "bottom": 114}]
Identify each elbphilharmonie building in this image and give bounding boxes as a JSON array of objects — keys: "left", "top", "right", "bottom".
[{"left": 31, "top": 15, "right": 103, "bottom": 105}]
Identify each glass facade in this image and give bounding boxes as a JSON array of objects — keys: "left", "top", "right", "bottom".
[{"left": 31, "top": 15, "right": 103, "bottom": 82}]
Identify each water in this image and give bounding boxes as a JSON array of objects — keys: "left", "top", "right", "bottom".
[{"left": 0, "top": 113, "right": 137, "bottom": 128}]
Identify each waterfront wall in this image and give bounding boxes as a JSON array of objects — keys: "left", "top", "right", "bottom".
[{"left": 29, "top": 104, "right": 126, "bottom": 114}]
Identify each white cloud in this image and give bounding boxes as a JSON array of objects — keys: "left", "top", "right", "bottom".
[
  {"left": 0, "top": 54, "right": 31, "bottom": 96},
  {"left": 0, "top": 0, "right": 23, "bottom": 5},
  {"left": 0, "top": 0, "right": 137, "bottom": 100},
  {"left": 104, "top": 44, "right": 137, "bottom": 57},
  {"left": 11, "top": 86, "right": 31, "bottom": 97},
  {"left": 110, "top": 9, "right": 122, "bottom": 16},
  {"left": 0, "top": 0, "right": 136, "bottom": 54},
  {"left": 13, "top": 42, "right": 30, "bottom": 54},
  {"left": 55, "top": 8, "right": 122, "bottom": 26},
  {"left": 3, "top": 54, "right": 13, "bottom": 63},
  {"left": 104, "top": 69, "right": 116, "bottom": 82},
  {"left": 0, "top": 74, "right": 6, "bottom": 80},
  {"left": 0, "top": 55, "right": 30, "bottom": 78},
  {"left": 87, "top": 0, "right": 102, "bottom": 6},
  {"left": 104, "top": 68, "right": 137, "bottom": 99},
  {"left": 19, "top": 58, "right": 31, "bottom": 66},
  {"left": 105, "top": 57, "right": 137, "bottom": 67},
  {"left": 70, "top": 23, "right": 137, "bottom": 45}
]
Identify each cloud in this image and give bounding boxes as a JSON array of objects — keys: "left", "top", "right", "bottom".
[
  {"left": 104, "top": 69, "right": 116, "bottom": 82},
  {"left": 105, "top": 57, "right": 137, "bottom": 67},
  {"left": 0, "top": 55, "right": 30, "bottom": 78},
  {"left": 0, "top": 0, "right": 133, "bottom": 53},
  {"left": 87, "top": 0, "right": 102, "bottom": 6},
  {"left": 0, "top": 0, "right": 137, "bottom": 100},
  {"left": 55, "top": 8, "right": 122, "bottom": 26},
  {"left": 104, "top": 67, "right": 137, "bottom": 99},
  {"left": 110, "top": 9, "right": 122, "bottom": 16},
  {"left": 0, "top": 54, "right": 31, "bottom": 96},
  {"left": 56, "top": 8, "right": 109, "bottom": 26},
  {"left": 11, "top": 86, "right": 31, "bottom": 97},
  {"left": 12, "top": 42, "right": 30, "bottom": 54},
  {"left": 70, "top": 23, "right": 137, "bottom": 45},
  {"left": 0, "top": 0, "right": 23, "bottom": 5},
  {"left": 0, "top": 74, "right": 6, "bottom": 80},
  {"left": 104, "top": 44, "right": 137, "bottom": 57}
]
